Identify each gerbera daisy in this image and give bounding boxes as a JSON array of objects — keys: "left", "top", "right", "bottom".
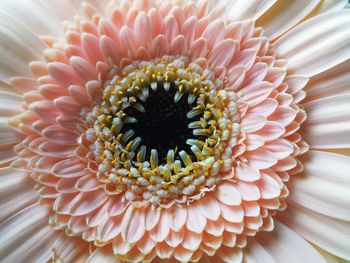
[{"left": 0, "top": 0, "right": 349, "bottom": 262}]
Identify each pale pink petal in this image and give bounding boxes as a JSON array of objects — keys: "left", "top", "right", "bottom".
[
  {"left": 208, "top": 39, "right": 238, "bottom": 67},
  {"left": 258, "top": 0, "right": 320, "bottom": 39},
  {"left": 216, "top": 181, "right": 242, "bottom": 206},
  {"left": 275, "top": 9, "right": 350, "bottom": 76},
  {"left": 220, "top": 203, "right": 244, "bottom": 223},
  {"left": 69, "top": 190, "right": 108, "bottom": 216},
  {"left": 290, "top": 151, "right": 350, "bottom": 221},
  {"left": 186, "top": 203, "right": 206, "bottom": 233},
  {"left": 121, "top": 205, "right": 146, "bottom": 243},
  {"left": 150, "top": 209, "right": 171, "bottom": 242}
]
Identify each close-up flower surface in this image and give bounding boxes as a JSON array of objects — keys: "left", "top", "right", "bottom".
[{"left": 0, "top": 0, "right": 350, "bottom": 262}]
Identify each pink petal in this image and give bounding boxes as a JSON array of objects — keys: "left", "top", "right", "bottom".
[
  {"left": 235, "top": 163, "right": 261, "bottom": 182},
  {"left": 170, "top": 206, "right": 187, "bottom": 232},
  {"left": 121, "top": 206, "right": 146, "bottom": 243},
  {"left": 241, "top": 114, "right": 266, "bottom": 133},
  {"left": 216, "top": 181, "right": 242, "bottom": 206},
  {"left": 70, "top": 56, "right": 97, "bottom": 82},
  {"left": 69, "top": 190, "right": 108, "bottom": 216},
  {"left": 255, "top": 121, "right": 285, "bottom": 141},
  {"left": 162, "top": 15, "right": 179, "bottom": 43},
  {"left": 197, "top": 194, "right": 221, "bottom": 221},
  {"left": 189, "top": 37, "right": 207, "bottom": 59},
  {"left": 248, "top": 99, "right": 278, "bottom": 117},
  {"left": 182, "top": 16, "right": 198, "bottom": 44},
  {"left": 151, "top": 34, "right": 168, "bottom": 58},
  {"left": 81, "top": 33, "right": 104, "bottom": 63},
  {"left": 186, "top": 204, "right": 206, "bottom": 233},
  {"left": 48, "top": 62, "right": 81, "bottom": 88},
  {"left": 182, "top": 231, "right": 202, "bottom": 251},
  {"left": 145, "top": 205, "right": 161, "bottom": 231},
  {"left": 235, "top": 181, "right": 260, "bottom": 201},
  {"left": 134, "top": 12, "right": 154, "bottom": 45},
  {"left": 208, "top": 39, "right": 238, "bottom": 67},
  {"left": 220, "top": 204, "right": 244, "bottom": 223},
  {"left": 52, "top": 158, "right": 86, "bottom": 178},
  {"left": 75, "top": 173, "right": 99, "bottom": 192},
  {"left": 150, "top": 209, "right": 171, "bottom": 242},
  {"left": 201, "top": 20, "right": 225, "bottom": 49},
  {"left": 238, "top": 81, "right": 273, "bottom": 106},
  {"left": 246, "top": 149, "right": 278, "bottom": 170},
  {"left": 257, "top": 173, "right": 281, "bottom": 199}
]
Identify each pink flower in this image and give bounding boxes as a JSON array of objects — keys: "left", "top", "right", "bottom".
[{"left": 0, "top": 0, "right": 349, "bottom": 262}]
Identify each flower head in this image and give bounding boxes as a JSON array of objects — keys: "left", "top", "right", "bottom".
[{"left": 0, "top": 0, "right": 350, "bottom": 262}]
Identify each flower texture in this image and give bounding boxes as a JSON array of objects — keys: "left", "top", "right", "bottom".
[{"left": 0, "top": 0, "right": 350, "bottom": 262}]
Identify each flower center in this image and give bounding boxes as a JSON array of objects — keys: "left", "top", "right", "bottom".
[
  {"left": 88, "top": 57, "right": 242, "bottom": 205},
  {"left": 122, "top": 81, "right": 197, "bottom": 163}
]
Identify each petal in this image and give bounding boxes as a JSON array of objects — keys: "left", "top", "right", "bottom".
[
  {"left": 235, "top": 181, "right": 260, "bottom": 201},
  {"left": 150, "top": 209, "right": 171, "bottom": 242},
  {"left": 197, "top": 194, "right": 221, "bottom": 221},
  {"left": 278, "top": 204, "right": 350, "bottom": 260},
  {"left": 257, "top": 0, "right": 320, "bottom": 39},
  {"left": 226, "top": 0, "right": 277, "bottom": 21},
  {"left": 275, "top": 9, "right": 350, "bottom": 76},
  {"left": 70, "top": 56, "right": 98, "bottom": 82},
  {"left": 246, "top": 149, "right": 278, "bottom": 170},
  {"left": 208, "top": 39, "right": 238, "bottom": 67},
  {"left": 220, "top": 204, "right": 244, "bottom": 223},
  {"left": 0, "top": 120, "right": 23, "bottom": 147},
  {"left": 238, "top": 82, "right": 273, "bottom": 106},
  {"left": 241, "top": 115, "right": 266, "bottom": 133},
  {"left": 0, "top": 168, "right": 36, "bottom": 223},
  {"left": 69, "top": 190, "right": 108, "bottom": 216},
  {"left": 52, "top": 158, "right": 86, "bottom": 178},
  {"left": 244, "top": 238, "right": 274, "bottom": 263},
  {"left": 290, "top": 150, "right": 350, "bottom": 221},
  {"left": 257, "top": 221, "right": 327, "bottom": 263},
  {"left": 0, "top": 204, "right": 58, "bottom": 263},
  {"left": 216, "top": 181, "right": 242, "bottom": 206},
  {"left": 305, "top": 59, "right": 350, "bottom": 102},
  {"left": 201, "top": 20, "right": 225, "bottom": 49},
  {"left": 87, "top": 246, "right": 115, "bottom": 263},
  {"left": 53, "top": 234, "right": 90, "bottom": 262},
  {"left": 186, "top": 204, "right": 206, "bottom": 233},
  {"left": 0, "top": 10, "right": 45, "bottom": 81},
  {"left": 122, "top": 205, "right": 146, "bottom": 243},
  {"left": 0, "top": 0, "right": 77, "bottom": 37},
  {"left": 302, "top": 95, "right": 350, "bottom": 148}
]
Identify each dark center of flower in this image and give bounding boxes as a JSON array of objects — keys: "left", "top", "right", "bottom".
[
  {"left": 92, "top": 58, "right": 240, "bottom": 204},
  {"left": 123, "top": 81, "right": 197, "bottom": 162}
]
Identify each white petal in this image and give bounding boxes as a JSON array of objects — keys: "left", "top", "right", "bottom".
[
  {"left": 0, "top": 0, "right": 77, "bottom": 37},
  {"left": 0, "top": 204, "right": 58, "bottom": 263},
  {"left": 302, "top": 95, "right": 350, "bottom": 148},
  {"left": 87, "top": 246, "right": 115, "bottom": 263},
  {"left": 257, "top": 0, "right": 320, "bottom": 39},
  {"left": 257, "top": 221, "right": 327, "bottom": 263},
  {"left": 53, "top": 233, "right": 90, "bottom": 262},
  {"left": 289, "top": 150, "right": 350, "bottom": 221},
  {"left": 0, "top": 91, "right": 23, "bottom": 117},
  {"left": 244, "top": 238, "right": 274, "bottom": 263},
  {"left": 305, "top": 59, "right": 350, "bottom": 102},
  {"left": 0, "top": 168, "right": 37, "bottom": 223},
  {"left": 0, "top": 119, "right": 23, "bottom": 147},
  {"left": 225, "top": 0, "right": 277, "bottom": 21},
  {"left": 310, "top": 0, "right": 348, "bottom": 16},
  {"left": 278, "top": 204, "right": 350, "bottom": 260},
  {"left": 0, "top": 10, "right": 45, "bottom": 81},
  {"left": 275, "top": 9, "right": 350, "bottom": 76}
]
